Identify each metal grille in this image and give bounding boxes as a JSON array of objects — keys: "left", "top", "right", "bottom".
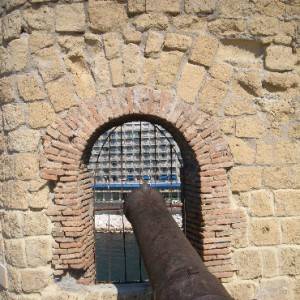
[{"left": 88, "top": 121, "right": 183, "bottom": 283}]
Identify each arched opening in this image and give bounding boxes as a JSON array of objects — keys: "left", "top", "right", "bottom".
[{"left": 86, "top": 115, "right": 201, "bottom": 283}]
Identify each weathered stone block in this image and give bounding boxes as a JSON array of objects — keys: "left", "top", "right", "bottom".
[
  {"left": 238, "top": 70, "right": 262, "bottom": 96},
  {"left": 21, "top": 267, "right": 51, "bottom": 293},
  {"left": 93, "top": 52, "right": 111, "bottom": 93},
  {"left": 24, "top": 212, "right": 51, "bottom": 236},
  {"left": 263, "top": 167, "right": 297, "bottom": 189},
  {"left": 4, "top": 239, "right": 26, "bottom": 268},
  {"left": 110, "top": 58, "right": 124, "bottom": 87},
  {"left": 35, "top": 47, "right": 65, "bottom": 83},
  {"left": 274, "top": 190, "right": 300, "bottom": 216},
  {"left": 145, "top": 31, "right": 164, "bottom": 56},
  {"left": 263, "top": 72, "right": 299, "bottom": 90},
  {"left": 250, "top": 218, "right": 280, "bottom": 246},
  {"left": 279, "top": 247, "right": 300, "bottom": 275},
  {"left": 55, "top": 3, "right": 86, "bottom": 33},
  {"left": 209, "top": 63, "right": 233, "bottom": 83},
  {"left": 88, "top": 0, "right": 127, "bottom": 32},
  {"left": 146, "top": 0, "right": 180, "bottom": 14},
  {"left": 7, "top": 37, "right": 28, "bottom": 72},
  {"left": 281, "top": 218, "right": 300, "bottom": 244},
  {"left": 236, "top": 115, "right": 265, "bottom": 138},
  {"left": 220, "top": 119, "right": 235, "bottom": 135},
  {"left": 123, "top": 44, "right": 143, "bottom": 85},
  {"left": 103, "top": 32, "right": 122, "bottom": 60},
  {"left": 29, "top": 186, "right": 49, "bottom": 209},
  {"left": 256, "top": 277, "right": 293, "bottom": 300},
  {"left": 25, "top": 237, "right": 52, "bottom": 267},
  {"left": 2, "top": 11, "right": 22, "bottom": 42},
  {"left": 265, "top": 45, "right": 296, "bottom": 71},
  {"left": 17, "top": 74, "right": 46, "bottom": 102},
  {"left": 248, "top": 190, "right": 274, "bottom": 217},
  {"left": 142, "top": 58, "right": 159, "bottom": 85},
  {"left": 185, "top": 0, "right": 216, "bottom": 13},
  {"left": 5, "top": 0, "right": 26, "bottom": 11},
  {"left": 2, "top": 211, "right": 24, "bottom": 239},
  {"left": 15, "top": 154, "right": 39, "bottom": 180},
  {"left": 2, "top": 103, "right": 26, "bottom": 131},
  {"left": 0, "top": 155, "right": 15, "bottom": 182},
  {"left": 199, "top": 79, "right": 227, "bottom": 115},
  {"left": 133, "top": 13, "right": 168, "bottom": 31},
  {"left": 28, "top": 101, "right": 55, "bottom": 129},
  {"left": 177, "top": 63, "right": 205, "bottom": 103},
  {"left": 8, "top": 127, "right": 40, "bottom": 153},
  {"left": 189, "top": 35, "right": 218, "bottom": 67},
  {"left": 164, "top": 33, "right": 192, "bottom": 51},
  {"left": 0, "top": 76, "right": 16, "bottom": 104},
  {"left": 273, "top": 141, "right": 299, "bottom": 164},
  {"left": 225, "top": 281, "right": 257, "bottom": 300},
  {"left": 29, "top": 32, "right": 54, "bottom": 54},
  {"left": 23, "top": 6, "right": 54, "bottom": 31},
  {"left": 256, "top": 141, "right": 273, "bottom": 165},
  {"left": 128, "top": 0, "right": 146, "bottom": 14},
  {"left": 234, "top": 249, "right": 262, "bottom": 279},
  {"left": 261, "top": 248, "right": 278, "bottom": 278},
  {"left": 123, "top": 26, "right": 142, "bottom": 44},
  {"left": 227, "top": 137, "right": 255, "bottom": 164},
  {"left": 46, "top": 77, "right": 77, "bottom": 112},
  {"left": 230, "top": 167, "right": 262, "bottom": 192},
  {"left": 7, "top": 265, "right": 22, "bottom": 293}
]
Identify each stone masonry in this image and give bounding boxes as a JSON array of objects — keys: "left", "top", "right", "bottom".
[{"left": 0, "top": 1, "right": 299, "bottom": 300}]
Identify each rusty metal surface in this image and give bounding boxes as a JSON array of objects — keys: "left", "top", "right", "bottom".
[{"left": 124, "top": 186, "right": 233, "bottom": 300}]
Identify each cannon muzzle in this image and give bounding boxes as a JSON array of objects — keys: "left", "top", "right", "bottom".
[{"left": 124, "top": 187, "right": 232, "bottom": 300}]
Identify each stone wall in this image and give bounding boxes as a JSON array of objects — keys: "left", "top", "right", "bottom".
[{"left": 0, "top": 0, "right": 299, "bottom": 299}]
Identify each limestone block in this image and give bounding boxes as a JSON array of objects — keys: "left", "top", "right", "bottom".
[
  {"left": 256, "top": 277, "right": 293, "bottom": 300},
  {"left": 146, "top": 0, "right": 181, "bottom": 14},
  {"left": 46, "top": 77, "right": 77, "bottom": 112},
  {"left": 25, "top": 237, "right": 52, "bottom": 267},
  {"left": 29, "top": 187, "right": 49, "bottom": 209},
  {"left": 238, "top": 70, "right": 262, "bottom": 96},
  {"left": 23, "top": 6, "right": 55, "bottom": 31},
  {"left": 93, "top": 52, "right": 111, "bottom": 93},
  {"left": 5, "top": 0, "right": 26, "bottom": 11},
  {"left": 249, "top": 218, "right": 280, "bottom": 246},
  {"left": 273, "top": 141, "right": 299, "bottom": 164},
  {"left": 177, "top": 63, "right": 205, "bottom": 103},
  {"left": 225, "top": 281, "right": 257, "bottom": 300},
  {"left": 17, "top": 74, "right": 46, "bottom": 102},
  {"left": 35, "top": 47, "right": 65, "bottom": 82},
  {"left": 29, "top": 32, "right": 54, "bottom": 54},
  {"left": 209, "top": 63, "right": 233, "bottom": 83},
  {"left": 24, "top": 212, "right": 51, "bottom": 236},
  {"left": 65, "top": 57, "right": 96, "bottom": 100},
  {"left": 142, "top": 58, "right": 159, "bottom": 85},
  {"left": 2, "top": 103, "right": 26, "bottom": 131},
  {"left": 0, "top": 76, "right": 16, "bottom": 104},
  {"left": 103, "top": 32, "right": 122, "bottom": 60},
  {"left": 8, "top": 127, "right": 40, "bottom": 153},
  {"left": 288, "top": 123, "right": 300, "bottom": 138},
  {"left": 261, "top": 248, "right": 278, "bottom": 278},
  {"left": 7, "top": 37, "right": 28, "bottom": 72},
  {"left": 265, "top": 45, "right": 296, "bottom": 71},
  {"left": 110, "top": 58, "right": 124, "bottom": 87},
  {"left": 145, "top": 31, "right": 164, "bottom": 56},
  {"left": 281, "top": 218, "right": 300, "bottom": 244},
  {"left": 123, "top": 44, "right": 143, "bottom": 85},
  {"left": 279, "top": 247, "right": 300, "bottom": 275},
  {"left": 28, "top": 102, "right": 55, "bottom": 129},
  {"left": 248, "top": 190, "right": 274, "bottom": 217},
  {"left": 2, "top": 211, "right": 24, "bottom": 239},
  {"left": 128, "top": 0, "right": 146, "bottom": 14},
  {"left": 189, "top": 35, "right": 218, "bottom": 67},
  {"left": 172, "top": 15, "right": 197, "bottom": 29},
  {"left": 2, "top": 11, "right": 22, "bottom": 42},
  {"left": 0, "top": 47, "right": 10, "bottom": 74},
  {"left": 164, "top": 33, "right": 192, "bottom": 51},
  {"left": 234, "top": 249, "right": 262, "bottom": 279},
  {"left": 133, "top": 13, "right": 169, "bottom": 31},
  {"left": 263, "top": 72, "right": 299, "bottom": 90},
  {"left": 256, "top": 141, "right": 273, "bottom": 165},
  {"left": 123, "top": 26, "right": 142, "bottom": 44},
  {"left": 0, "top": 155, "right": 15, "bottom": 181},
  {"left": 227, "top": 137, "right": 255, "bottom": 164},
  {"left": 236, "top": 115, "right": 265, "bottom": 138},
  {"left": 199, "top": 79, "right": 227, "bottom": 115},
  {"left": 208, "top": 18, "right": 246, "bottom": 37},
  {"left": 248, "top": 16, "right": 281, "bottom": 36},
  {"left": 185, "top": 0, "right": 216, "bottom": 13},
  {"left": 88, "top": 0, "right": 127, "bottom": 32},
  {"left": 55, "top": 3, "right": 86, "bottom": 33},
  {"left": 156, "top": 51, "right": 183, "bottom": 87},
  {"left": 21, "top": 267, "right": 51, "bottom": 293},
  {"left": 220, "top": 119, "right": 235, "bottom": 135},
  {"left": 263, "top": 167, "right": 297, "bottom": 189},
  {"left": 274, "top": 190, "right": 300, "bottom": 216},
  {"left": 15, "top": 154, "right": 39, "bottom": 181},
  {"left": 4, "top": 239, "right": 26, "bottom": 268},
  {"left": 7, "top": 265, "right": 22, "bottom": 293},
  {"left": 230, "top": 167, "right": 262, "bottom": 192}
]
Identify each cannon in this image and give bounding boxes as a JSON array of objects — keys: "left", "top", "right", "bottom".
[{"left": 124, "top": 186, "right": 233, "bottom": 300}]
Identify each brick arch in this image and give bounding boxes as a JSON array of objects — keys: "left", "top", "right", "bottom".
[{"left": 41, "top": 86, "right": 240, "bottom": 284}]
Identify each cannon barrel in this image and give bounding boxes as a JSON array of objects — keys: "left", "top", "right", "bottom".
[{"left": 124, "top": 187, "right": 232, "bottom": 300}]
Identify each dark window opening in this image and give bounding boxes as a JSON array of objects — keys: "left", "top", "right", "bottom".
[{"left": 88, "top": 121, "right": 184, "bottom": 284}]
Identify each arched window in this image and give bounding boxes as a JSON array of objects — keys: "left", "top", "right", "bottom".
[{"left": 88, "top": 121, "right": 183, "bottom": 283}]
